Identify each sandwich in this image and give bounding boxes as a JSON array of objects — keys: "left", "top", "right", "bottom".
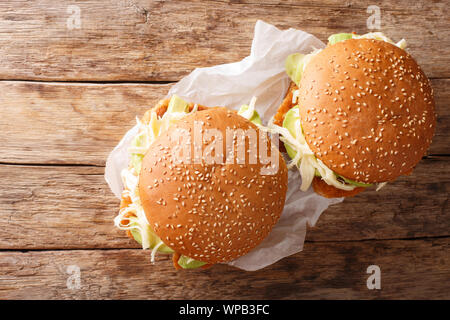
[
  {"left": 114, "top": 95, "right": 288, "bottom": 269},
  {"left": 269, "top": 32, "right": 436, "bottom": 198}
]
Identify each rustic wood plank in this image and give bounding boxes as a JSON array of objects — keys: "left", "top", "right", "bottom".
[
  {"left": 0, "top": 165, "right": 133, "bottom": 250},
  {"left": 0, "top": 158, "right": 448, "bottom": 250},
  {"left": 1, "top": 79, "right": 448, "bottom": 167},
  {"left": 0, "top": 82, "right": 171, "bottom": 166},
  {"left": 308, "top": 156, "right": 450, "bottom": 242},
  {"left": 0, "top": 238, "right": 448, "bottom": 299},
  {"left": 0, "top": 0, "right": 447, "bottom": 81}
]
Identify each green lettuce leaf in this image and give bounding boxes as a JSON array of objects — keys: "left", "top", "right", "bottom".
[
  {"left": 177, "top": 255, "right": 208, "bottom": 269},
  {"left": 327, "top": 33, "right": 354, "bottom": 45},
  {"left": 238, "top": 103, "right": 262, "bottom": 125},
  {"left": 167, "top": 94, "right": 189, "bottom": 113},
  {"left": 285, "top": 53, "right": 306, "bottom": 86}
]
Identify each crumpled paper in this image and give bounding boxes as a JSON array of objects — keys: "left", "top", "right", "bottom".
[{"left": 105, "top": 20, "right": 343, "bottom": 271}]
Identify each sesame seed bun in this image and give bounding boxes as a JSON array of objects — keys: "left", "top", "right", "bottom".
[
  {"left": 274, "top": 82, "right": 366, "bottom": 198},
  {"left": 138, "top": 107, "right": 288, "bottom": 264},
  {"left": 298, "top": 39, "right": 436, "bottom": 183}
]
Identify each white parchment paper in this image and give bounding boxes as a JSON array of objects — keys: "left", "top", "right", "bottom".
[{"left": 105, "top": 20, "right": 343, "bottom": 271}]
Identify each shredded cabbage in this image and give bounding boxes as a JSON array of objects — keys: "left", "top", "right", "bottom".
[
  {"left": 238, "top": 96, "right": 262, "bottom": 125},
  {"left": 178, "top": 255, "right": 207, "bottom": 269},
  {"left": 354, "top": 32, "right": 407, "bottom": 49},
  {"left": 127, "top": 103, "right": 198, "bottom": 173},
  {"left": 292, "top": 90, "right": 300, "bottom": 104},
  {"left": 376, "top": 182, "right": 388, "bottom": 191},
  {"left": 272, "top": 106, "right": 389, "bottom": 192},
  {"left": 260, "top": 107, "right": 355, "bottom": 191},
  {"left": 327, "top": 32, "right": 407, "bottom": 49},
  {"left": 285, "top": 48, "right": 323, "bottom": 86}
]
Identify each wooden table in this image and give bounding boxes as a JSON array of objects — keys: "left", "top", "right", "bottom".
[{"left": 0, "top": 0, "right": 448, "bottom": 300}]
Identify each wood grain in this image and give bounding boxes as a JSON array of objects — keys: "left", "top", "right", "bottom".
[
  {"left": 0, "top": 0, "right": 448, "bottom": 81},
  {"left": 308, "top": 156, "right": 450, "bottom": 242},
  {"left": 0, "top": 79, "right": 448, "bottom": 168},
  {"left": 0, "top": 81, "right": 170, "bottom": 166},
  {"left": 0, "top": 238, "right": 448, "bottom": 299},
  {"left": 0, "top": 0, "right": 448, "bottom": 300},
  {"left": 0, "top": 157, "right": 448, "bottom": 250}
]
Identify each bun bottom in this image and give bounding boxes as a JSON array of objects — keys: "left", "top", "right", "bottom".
[{"left": 276, "top": 82, "right": 366, "bottom": 198}]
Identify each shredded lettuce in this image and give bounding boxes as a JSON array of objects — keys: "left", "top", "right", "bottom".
[
  {"left": 114, "top": 95, "right": 207, "bottom": 268},
  {"left": 114, "top": 167, "right": 173, "bottom": 254},
  {"left": 238, "top": 96, "right": 262, "bottom": 125},
  {"left": 177, "top": 256, "right": 207, "bottom": 269},
  {"left": 328, "top": 32, "right": 407, "bottom": 49},
  {"left": 273, "top": 106, "right": 355, "bottom": 191},
  {"left": 285, "top": 53, "right": 306, "bottom": 86},
  {"left": 277, "top": 106, "right": 382, "bottom": 191},
  {"left": 285, "top": 48, "right": 323, "bottom": 86},
  {"left": 127, "top": 95, "right": 196, "bottom": 173},
  {"left": 340, "top": 176, "right": 373, "bottom": 188},
  {"left": 327, "top": 33, "right": 354, "bottom": 45},
  {"left": 130, "top": 134, "right": 145, "bottom": 175}
]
